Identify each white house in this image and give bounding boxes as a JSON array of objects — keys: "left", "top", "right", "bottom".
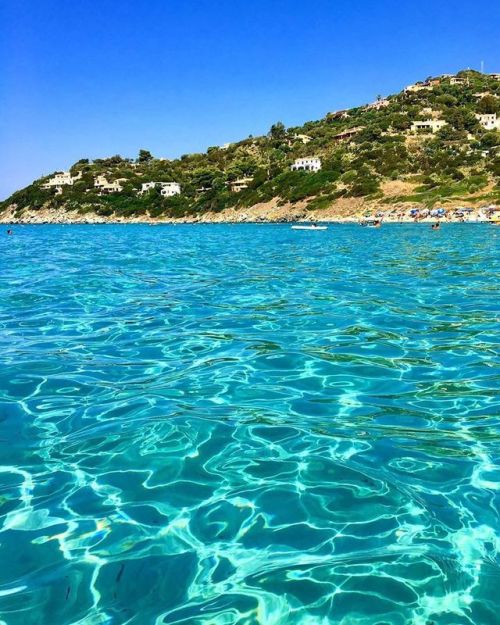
[
  {"left": 159, "top": 182, "right": 181, "bottom": 197},
  {"left": 42, "top": 170, "right": 81, "bottom": 189},
  {"left": 475, "top": 113, "right": 500, "bottom": 131},
  {"left": 229, "top": 177, "right": 253, "bottom": 192},
  {"left": 94, "top": 175, "right": 124, "bottom": 194},
  {"left": 139, "top": 181, "right": 181, "bottom": 196},
  {"left": 410, "top": 120, "right": 447, "bottom": 133},
  {"left": 139, "top": 181, "right": 157, "bottom": 194},
  {"left": 291, "top": 157, "right": 322, "bottom": 172}
]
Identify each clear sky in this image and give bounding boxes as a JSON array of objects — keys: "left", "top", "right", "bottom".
[{"left": 1, "top": 0, "right": 499, "bottom": 199}]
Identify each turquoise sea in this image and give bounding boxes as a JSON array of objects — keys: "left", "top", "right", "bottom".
[{"left": 0, "top": 223, "right": 499, "bottom": 625}]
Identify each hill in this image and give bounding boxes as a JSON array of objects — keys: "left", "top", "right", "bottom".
[{"left": 2, "top": 69, "right": 500, "bottom": 223}]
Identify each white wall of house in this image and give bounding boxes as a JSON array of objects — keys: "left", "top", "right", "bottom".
[
  {"left": 139, "top": 181, "right": 181, "bottom": 196},
  {"left": 291, "top": 158, "right": 322, "bottom": 172},
  {"left": 42, "top": 171, "right": 81, "bottom": 188},
  {"left": 94, "top": 175, "right": 123, "bottom": 193},
  {"left": 476, "top": 113, "right": 500, "bottom": 130},
  {"left": 160, "top": 183, "right": 181, "bottom": 197},
  {"left": 410, "top": 120, "right": 447, "bottom": 133},
  {"left": 229, "top": 177, "right": 253, "bottom": 192}
]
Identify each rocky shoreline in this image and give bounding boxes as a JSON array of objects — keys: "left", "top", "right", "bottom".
[{"left": 0, "top": 196, "right": 496, "bottom": 225}]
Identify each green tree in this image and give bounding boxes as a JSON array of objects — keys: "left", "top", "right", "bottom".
[
  {"left": 268, "top": 122, "right": 287, "bottom": 141},
  {"left": 477, "top": 95, "right": 499, "bottom": 114},
  {"left": 138, "top": 149, "right": 153, "bottom": 163},
  {"left": 443, "top": 108, "right": 479, "bottom": 132}
]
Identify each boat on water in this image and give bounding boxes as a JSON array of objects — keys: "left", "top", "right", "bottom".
[{"left": 291, "top": 224, "right": 328, "bottom": 231}]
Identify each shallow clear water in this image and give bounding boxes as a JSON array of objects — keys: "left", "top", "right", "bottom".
[{"left": 0, "top": 224, "right": 499, "bottom": 625}]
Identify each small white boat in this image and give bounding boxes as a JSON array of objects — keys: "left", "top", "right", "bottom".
[{"left": 291, "top": 225, "right": 328, "bottom": 231}]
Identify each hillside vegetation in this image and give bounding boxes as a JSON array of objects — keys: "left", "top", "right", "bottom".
[{"left": 2, "top": 70, "right": 500, "bottom": 221}]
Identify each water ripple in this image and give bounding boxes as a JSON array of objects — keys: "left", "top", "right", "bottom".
[{"left": 0, "top": 224, "right": 498, "bottom": 624}]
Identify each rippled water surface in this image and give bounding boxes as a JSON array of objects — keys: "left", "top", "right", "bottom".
[{"left": 0, "top": 224, "right": 499, "bottom": 625}]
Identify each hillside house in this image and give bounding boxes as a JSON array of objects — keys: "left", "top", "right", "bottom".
[
  {"left": 160, "top": 183, "right": 181, "bottom": 197},
  {"left": 404, "top": 83, "right": 431, "bottom": 93},
  {"left": 228, "top": 177, "right": 253, "bottom": 192},
  {"left": 94, "top": 175, "right": 124, "bottom": 194},
  {"left": 139, "top": 181, "right": 181, "bottom": 196},
  {"left": 42, "top": 171, "right": 81, "bottom": 189},
  {"left": 291, "top": 157, "right": 322, "bottom": 172},
  {"left": 294, "top": 134, "right": 313, "bottom": 144},
  {"left": 327, "top": 110, "right": 350, "bottom": 120},
  {"left": 450, "top": 77, "right": 467, "bottom": 86},
  {"left": 404, "top": 76, "right": 443, "bottom": 93},
  {"left": 366, "top": 98, "right": 390, "bottom": 110},
  {"left": 410, "top": 120, "right": 447, "bottom": 133},
  {"left": 333, "top": 127, "right": 363, "bottom": 142},
  {"left": 475, "top": 113, "right": 500, "bottom": 130}
]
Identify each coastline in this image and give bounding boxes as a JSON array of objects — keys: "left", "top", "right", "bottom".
[{"left": 0, "top": 197, "right": 496, "bottom": 226}]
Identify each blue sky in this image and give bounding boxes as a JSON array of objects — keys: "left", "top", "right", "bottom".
[{"left": 1, "top": 0, "right": 499, "bottom": 199}]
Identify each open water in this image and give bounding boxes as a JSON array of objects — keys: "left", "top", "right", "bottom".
[{"left": 0, "top": 224, "right": 499, "bottom": 625}]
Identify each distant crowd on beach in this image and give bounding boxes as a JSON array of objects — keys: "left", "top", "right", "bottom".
[{"left": 363, "top": 205, "right": 499, "bottom": 224}]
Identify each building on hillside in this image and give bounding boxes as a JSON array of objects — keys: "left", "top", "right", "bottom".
[
  {"left": 160, "top": 183, "right": 181, "bottom": 197},
  {"left": 228, "top": 177, "right": 253, "bottom": 192},
  {"left": 404, "top": 83, "right": 431, "bottom": 93},
  {"left": 366, "top": 98, "right": 390, "bottom": 110},
  {"left": 294, "top": 134, "right": 313, "bottom": 144},
  {"left": 475, "top": 113, "right": 500, "bottom": 130},
  {"left": 327, "top": 110, "right": 350, "bottom": 120},
  {"left": 94, "top": 175, "right": 124, "bottom": 194},
  {"left": 291, "top": 157, "right": 322, "bottom": 172},
  {"left": 139, "top": 181, "right": 181, "bottom": 196},
  {"left": 41, "top": 171, "right": 81, "bottom": 189},
  {"left": 489, "top": 73, "right": 500, "bottom": 81},
  {"left": 449, "top": 76, "right": 467, "bottom": 86},
  {"left": 333, "top": 127, "right": 363, "bottom": 142},
  {"left": 410, "top": 120, "right": 447, "bottom": 133},
  {"left": 473, "top": 92, "right": 492, "bottom": 99}
]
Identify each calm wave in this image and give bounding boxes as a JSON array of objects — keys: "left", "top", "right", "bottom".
[{"left": 0, "top": 224, "right": 499, "bottom": 625}]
